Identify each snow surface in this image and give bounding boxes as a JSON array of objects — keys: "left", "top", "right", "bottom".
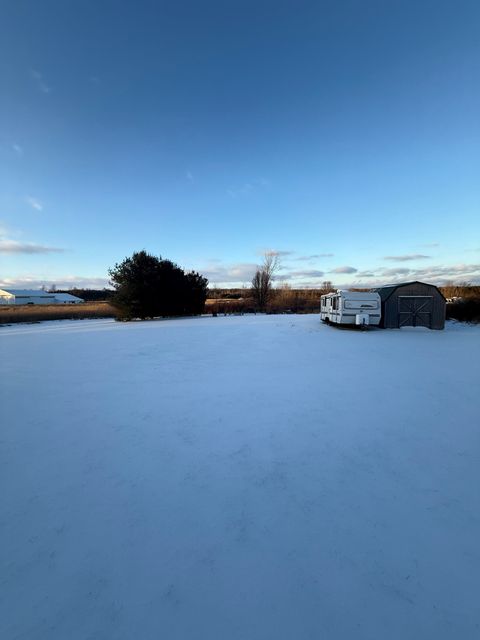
[{"left": 1, "top": 315, "right": 479, "bottom": 639}]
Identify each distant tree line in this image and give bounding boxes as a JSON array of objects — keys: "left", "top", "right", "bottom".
[
  {"left": 443, "top": 283, "right": 480, "bottom": 323},
  {"left": 108, "top": 250, "right": 208, "bottom": 320},
  {"left": 55, "top": 288, "right": 114, "bottom": 302}
]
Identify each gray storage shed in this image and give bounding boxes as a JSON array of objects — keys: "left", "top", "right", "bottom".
[{"left": 373, "top": 281, "right": 446, "bottom": 330}]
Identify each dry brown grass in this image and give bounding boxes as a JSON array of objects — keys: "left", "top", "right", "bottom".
[
  {"left": 265, "top": 289, "right": 321, "bottom": 314},
  {"left": 205, "top": 298, "right": 256, "bottom": 315},
  {"left": 205, "top": 290, "right": 323, "bottom": 315},
  {"left": 0, "top": 302, "right": 118, "bottom": 325}
]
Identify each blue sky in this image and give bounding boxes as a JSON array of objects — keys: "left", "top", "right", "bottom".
[{"left": 1, "top": 0, "right": 479, "bottom": 289}]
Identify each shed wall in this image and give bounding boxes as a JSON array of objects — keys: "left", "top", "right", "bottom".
[{"left": 380, "top": 283, "right": 445, "bottom": 329}]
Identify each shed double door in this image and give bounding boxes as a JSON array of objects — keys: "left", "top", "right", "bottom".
[{"left": 398, "top": 296, "right": 433, "bottom": 328}]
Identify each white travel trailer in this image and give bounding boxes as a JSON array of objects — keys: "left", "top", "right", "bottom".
[{"left": 320, "top": 290, "right": 381, "bottom": 327}]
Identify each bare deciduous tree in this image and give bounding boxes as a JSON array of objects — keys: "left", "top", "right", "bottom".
[
  {"left": 320, "top": 280, "right": 334, "bottom": 294},
  {"left": 251, "top": 252, "right": 280, "bottom": 310}
]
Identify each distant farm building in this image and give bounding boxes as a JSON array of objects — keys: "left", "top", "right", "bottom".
[
  {"left": 373, "top": 281, "right": 446, "bottom": 330},
  {"left": 0, "top": 289, "right": 56, "bottom": 305},
  {"left": 0, "top": 289, "right": 84, "bottom": 305},
  {"left": 51, "top": 293, "right": 84, "bottom": 304}
]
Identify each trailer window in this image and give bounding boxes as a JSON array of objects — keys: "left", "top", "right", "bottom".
[{"left": 344, "top": 300, "right": 378, "bottom": 309}]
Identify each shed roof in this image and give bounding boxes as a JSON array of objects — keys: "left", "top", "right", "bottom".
[
  {"left": 1, "top": 289, "right": 55, "bottom": 297},
  {"left": 54, "top": 293, "right": 84, "bottom": 302},
  {"left": 372, "top": 281, "right": 445, "bottom": 302}
]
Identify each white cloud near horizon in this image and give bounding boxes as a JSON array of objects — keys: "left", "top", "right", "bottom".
[
  {"left": 349, "top": 263, "right": 480, "bottom": 287},
  {"left": 0, "top": 276, "right": 110, "bottom": 290},
  {"left": 198, "top": 259, "right": 480, "bottom": 288},
  {"left": 4, "top": 261, "right": 479, "bottom": 291},
  {"left": 200, "top": 262, "right": 258, "bottom": 285}
]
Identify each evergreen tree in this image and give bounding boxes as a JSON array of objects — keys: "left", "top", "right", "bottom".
[
  {"left": 184, "top": 271, "right": 209, "bottom": 315},
  {"left": 108, "top": 250, "right": 208, "bottom": 320}
]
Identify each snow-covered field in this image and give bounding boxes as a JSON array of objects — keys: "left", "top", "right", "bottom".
[{"left": 1, "top": 315, "right": 479, "bottom": 639}]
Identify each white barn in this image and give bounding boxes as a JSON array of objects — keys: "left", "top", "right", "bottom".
[
  {"left": 0, "top": 289, "right": 85, "bottom": 305},
  {"left": 0, "top": 289, "right": 56, "bottom": 305}
]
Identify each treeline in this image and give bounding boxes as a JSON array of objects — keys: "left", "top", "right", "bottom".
[
  {"left": 446, "top": 299, "right": 480, "bottom": 323},
  {"left": 442, "top": 285, "right": 480, "bottom": 324},
  {"left": 440, "top": 284, "right": 480, "bottom": 299},
  {"left": 56, "top": 288, "right": 114, "bottom": 302}
]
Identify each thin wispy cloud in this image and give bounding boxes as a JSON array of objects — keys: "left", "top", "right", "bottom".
[
  {"left": 419, "top": 243, "right": 439, "bottom": 248},
  {"left": 186, "top": 171, "right": 194, "bottom": 182},
  {"left": 31, "top": 69, "right": 51, "bottom": 94},
  {"left": 296, "top": 253, "right": 334, "bottom": 261},
  {"left": 0, "top": 222, "right": 12, "bottom": 238},
  {"left": 0, "top": 223, "right": 63, "bottom": 255},
  {"left": 383, "top": 254, "right": 430, "bottom": 261},
  {"left": 227, "top": 178, "right": 269, "bottom": 198},
  {"left": 0, "top": 240, "right": 64, "bottom": 254},
  {"left": 26, "top": 196, "right": 43, "bottom": 212},
  {"left": 262, "top": 249, "right": 293, "bottom": 258},
  {"left": 330, "top": 266, "right": 358, "bottom": 274},
  {"left": 282, "top": 269, "right": 325, "bottom": 279},
  {"left": 227, "top": 184, "right": 254, "bottom": 198},
  {"left": 381, "top": 267, "right": 411, "bottom": 276},
  {"left": 12, "top": 143, "right": 23, "bottom": 156}
]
